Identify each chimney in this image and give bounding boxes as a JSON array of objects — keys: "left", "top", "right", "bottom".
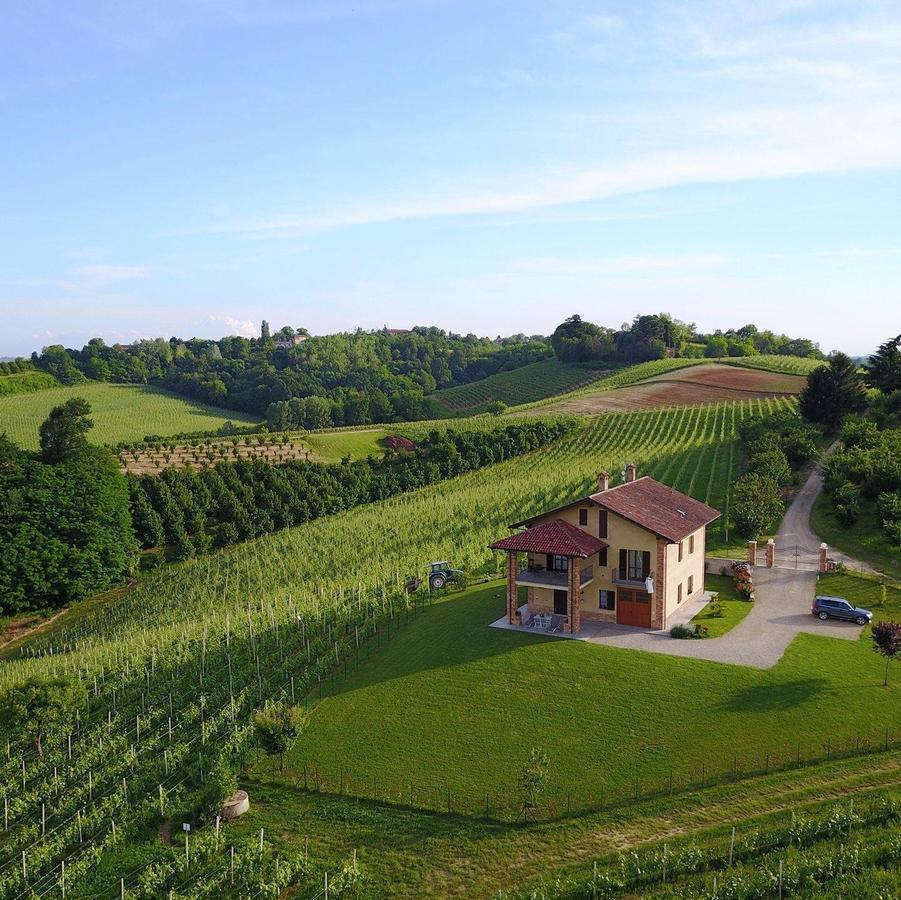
[
  {"left": 597, "top": 471, "right": 610, "bottom": 492},
  {"left": 625, "top": 463, "right": 637, "bottom": 483}
]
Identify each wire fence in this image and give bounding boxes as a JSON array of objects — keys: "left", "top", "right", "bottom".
[{"left": 290, "top": 729, "right": 900, "bottom": 825}]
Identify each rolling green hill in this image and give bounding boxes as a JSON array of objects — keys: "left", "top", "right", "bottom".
[
  {"left": 425, "top": 358, "right": 609, "bottom": 415},
  {"left": 0, "top": 382, "right": 260, "bottom": 450},
  {"left": 0, "top": 370, "right": 60, "bottom": 397}
]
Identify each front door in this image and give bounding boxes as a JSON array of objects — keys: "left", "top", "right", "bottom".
[
  {"left": 616, "top": 589, "right": 652, "bottom": 627},
  {"left": 553, "top": 589, "right": 568, "bottom": 615}
]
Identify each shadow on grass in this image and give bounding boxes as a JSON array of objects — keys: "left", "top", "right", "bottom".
[{"left": 717, "top": 678, "right": 832, "bottom": 712}]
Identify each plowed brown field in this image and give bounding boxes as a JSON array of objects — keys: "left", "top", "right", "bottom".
[{"left": 536, "top": 363, "right": 806, "bottom": 415}]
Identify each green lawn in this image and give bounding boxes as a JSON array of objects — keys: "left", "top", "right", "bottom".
[
  {"left": 691, "top": 573, "right": 754, "bottom": 637},
  {"left": 0, "top": 382, "right": 259, "bottom": 449},
  {"left": 811, "top": 492, "right": 901, "bottom": 581},
  {"left": 303, "top": 427, "right": 389, "bottom": 462},
  {"left": 274, "top": 577, "right": 900, "bottom": 816}
]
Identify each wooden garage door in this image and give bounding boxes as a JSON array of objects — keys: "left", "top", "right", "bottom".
[{"left": 616, "top": 589, "right": 652, "bottom": 627}]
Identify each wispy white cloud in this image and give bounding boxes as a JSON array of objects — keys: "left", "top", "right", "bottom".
[
  {"left": 207, "top": 315, "right": 258, "bottom": 338},
  {"left": 73, "top": 265, "right": 150, "bottom": 285}
]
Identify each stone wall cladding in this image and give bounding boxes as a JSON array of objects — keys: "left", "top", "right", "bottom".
[
  {"left": 506, "top": 552, "right": 521, "bottom": 624},
  {"left": 654, "top": 538, "right": 667, "bottom": 629}
]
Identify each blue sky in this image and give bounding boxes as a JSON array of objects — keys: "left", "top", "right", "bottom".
[{"left": 1, "top": 0, "right": 900, "bottom": 358}]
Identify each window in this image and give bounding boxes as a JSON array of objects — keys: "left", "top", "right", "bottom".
[
  {"left": 579, "top": 508, "right": 588, "bottom": 526},
  {"left": 548, "top": 555, "right": 569, "bottom": 572},
  {"left": 677, "top": 582, "right": 683, "bottom": 604},
  {"left": 598, "top": 510, "right": 608, "bottom": 538},
  {"left": 599, "top": 547, "right": 608, "bottom": 566},
  {"left": 678, "top": 541, "right": 684, "bottom": 562},
  {"left": 620, "top": 550, "right": 651, "bottom": 581},
  {"left": 689, "top": 535, "right": 695, "bottom": 554},
  {"left": 688, "top": 575, "right": 694, "bottom": 594},
  {"left": 599, "top": 589, "right": 615, "bottom": 610}
]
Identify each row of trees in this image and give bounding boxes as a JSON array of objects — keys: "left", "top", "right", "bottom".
[
  {"left": 550, "top": 314, "right": 824, "bottom": 364},
  {"left": 129, "top": 420, "right": 576, "bottom": 556},
  {"left": 731, "top": 411, "right": 820, "bottom": 538}
]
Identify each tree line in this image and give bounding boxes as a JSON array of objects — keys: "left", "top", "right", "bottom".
[
  {"left": 129, "top": 419, "right": 576, "bottom": 558},
  {"left": 550, "top": 314, "right": 824, "bottom": 364}
]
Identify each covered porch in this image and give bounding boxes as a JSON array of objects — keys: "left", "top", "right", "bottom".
[{"left": 489, "top": 518, "right": 607, "bottom": 634}]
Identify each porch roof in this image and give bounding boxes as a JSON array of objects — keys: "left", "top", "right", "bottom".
[{"left": 489, "top": 518, "right": 607, "bottom": 558}]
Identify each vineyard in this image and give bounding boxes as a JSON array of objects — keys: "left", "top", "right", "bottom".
[
  {"left": 426, "top": 359, "right": 609, "bottom": 415},
  {"left": 1, "top": 395, "right": 865, "bottom": 899},
  {"left": 0, "top": 383, "right": 260, "bottom": 451},
  {"left": 722, "top": 354, "right": 827, "bottom": 376}
]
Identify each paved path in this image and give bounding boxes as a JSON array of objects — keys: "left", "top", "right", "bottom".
[
  {"left": 775, "top": 446, "right": 877, "bottom": 574},
  {"left": 492, "top": 454, "right": 869, "bottom": 668}
]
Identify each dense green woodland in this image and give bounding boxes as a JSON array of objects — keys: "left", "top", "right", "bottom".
[{"left": 12, "top": 314, "right": 825, "bottom": 426}]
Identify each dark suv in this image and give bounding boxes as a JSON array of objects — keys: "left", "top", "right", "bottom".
[{"left": 811, "top": 596, "right": 872, "bottom": 625}]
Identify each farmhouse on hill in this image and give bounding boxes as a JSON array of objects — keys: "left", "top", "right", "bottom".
[{"left": 489, "top": 465, "right": 720, "bottom": 633}]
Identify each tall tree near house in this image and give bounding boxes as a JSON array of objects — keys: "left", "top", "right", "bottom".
[
  {"left": 871, "top": 620, "right": 901, "bottom": 686},
  {"left": 38, "top": 397, "right": 93, "bottom": 463},
  {"left": 0, "top": 676, "right": 86, "bottom": 756},
  {"left": 865, "top": 334, "right": 901, "bottom": 394},
  {"left": 799, "top": 353, "right": 867, "bottom": 432}
]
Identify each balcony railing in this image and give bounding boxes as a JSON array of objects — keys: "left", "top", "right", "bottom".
[
  {"left": 612, "top": 569, "right": 650, "bottom": 588},
  {"left": 516, "top": 564, "right": 595, "bottom": 589}
]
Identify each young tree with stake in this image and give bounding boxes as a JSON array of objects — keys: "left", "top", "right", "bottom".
[{"left": 871, "top": 620, "right": 901, "bottom": 686}]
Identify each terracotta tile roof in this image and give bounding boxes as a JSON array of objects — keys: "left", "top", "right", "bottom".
[
  {"left": 489, "top": 518, "right": 608, "bottom": 558},
  {"left": 588, "top": 477, "right": 720, "bottom": 542}
]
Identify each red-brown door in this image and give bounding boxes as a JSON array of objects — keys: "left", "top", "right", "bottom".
[{"left": 616, "top": 589, "right": 652, "bottom": 627}]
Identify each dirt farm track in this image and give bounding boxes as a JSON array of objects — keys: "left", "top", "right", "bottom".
[{"left": 536, "top": 364, "right": 807, "bottom": 415}]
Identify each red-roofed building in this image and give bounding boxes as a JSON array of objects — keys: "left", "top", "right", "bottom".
[{"left": 489, "top": 465, "right": 720, "bottom": 633}]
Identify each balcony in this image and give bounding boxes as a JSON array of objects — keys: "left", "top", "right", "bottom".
[
  {"left": 612, "top": 569, "right": 651, "bottom": 589},
  {"left": 516, "top": 564, "right": 595, "bottom": 590}
]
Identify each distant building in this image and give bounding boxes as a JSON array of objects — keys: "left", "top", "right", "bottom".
[
  {"left": 274, "top": 333, "right": 309, "bottom": 349},
  {"left": 383, "top": 327, "right": 411, "bottom": 335}
]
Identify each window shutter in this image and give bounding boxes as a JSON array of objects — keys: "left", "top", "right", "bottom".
[
  {"left": 599, "top": 547, "right": 608, "bottom": 566},
  {"left": 599, "top": 510, "right": 608, "bottom": 538},
  {"left": 618, "top": 548, "right": 627, "bottom": 579},
  {"left": 546, "top": 554, "right": 553, "bottom": 570},
  {"left": 641, "top": 551, "right": 651, "bottom": 580}
]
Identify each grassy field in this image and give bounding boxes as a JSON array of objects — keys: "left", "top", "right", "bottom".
[
  {"left": 304, "top": 427, "right": 390, "bottom": 461},
  {"left": 690, "top": 573, "right": 755, "bottom": 636},
  {"left": 274, "top": 574, "right": 900, "bottom": 816},
  {"left": 811, "top": 493, "right": 901, "bottom": 581},
  {"left": 426, "top": 359, "right": 608, "bottom": 415},
  {"left": 0, "top": 382, "right": 259, "bottom": 449},
  {"left": 0, "top": 370, "right": 60, "bottom": 397}
]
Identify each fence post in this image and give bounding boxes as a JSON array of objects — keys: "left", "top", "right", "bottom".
[{"left": 729, "top": 826, "right": 735, "bottom": 865}]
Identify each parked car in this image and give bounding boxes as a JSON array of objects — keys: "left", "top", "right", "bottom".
[{"left": 811, "top": 596, "right": 872, "bottom": 625}]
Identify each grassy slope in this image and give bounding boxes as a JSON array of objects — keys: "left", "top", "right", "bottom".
[
  {"left": 425, "top": 359, "right": 609, "bottom": 416},
  {"left": 811, "top": 492, "right": 901, "bottom": 581},
  {"left": 721, "top": 354, "right": 826, "bottom": 376},
  {"left": 276, "top": 576, "right": 900, "bottom": 816},
  {"left": 0, "top": 370, "right": 60, "bottom": 396},
  {"left": 0, "top": 382, "right": 259, "bottom": 449},
  {"left": 225, "top": 756, "right": 901, "bottom": 898},
  {"left": 304, "top": 427, "right": 389, "bottom": 462}
]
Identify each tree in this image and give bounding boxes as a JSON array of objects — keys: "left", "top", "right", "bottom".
[
  {"left": 799, "top": 353, "right": 867, "bottom": 432},
  {"left": 517, "top": 747, "right": 549, "bottom": 822},
  {"left": 550, "top": 315, "right": 613, "bottom": 362},
  {"left": 486, "top": 400, "right": 507, "bottom": 415},
  {"left": 39, "top": 397, "right": 93, "bottom": 463},
  {"left": 865, "top": 334, "right": 901, "bottom": 394},
  {"left": 871, "top": 620, "right": 901, "bottom": 686},
  {"left": 252, "top": 701, "right": 308, "bottom": 770},
  {"left": 731, "top": 473, "right": 784, "bottom": 538},
  {"left": 260, "top": 320, "right": 271, "bottom": 341},
  {"left": 0, "top": 676, "right": 86, "bottom": 756}
]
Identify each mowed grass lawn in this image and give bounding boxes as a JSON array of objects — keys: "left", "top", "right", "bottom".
[
  {"left": 278, "top": 576, "right": 901, "bottom": 811},
  {"left": 304, "top": 427, "right": 389, "bottom": 462},
  {"left": 0, "top": 382, "right": 259, "bottom": 449}
]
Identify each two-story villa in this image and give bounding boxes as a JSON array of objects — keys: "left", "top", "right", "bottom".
[{"left": 489, "top": 465, "right": 720, "bottom": 633}]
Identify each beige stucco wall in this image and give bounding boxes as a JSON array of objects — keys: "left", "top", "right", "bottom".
[
  {"left": 522, "top": 500, "right": 707, "bottom": 626},
  {"left": 663, "top": 524, "right": 706, "bottom": 621}
]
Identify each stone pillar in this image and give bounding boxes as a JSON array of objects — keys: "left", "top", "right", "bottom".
[
  {"left": 506, "top": 552, "right": 521, "bottom": 624},
  {"left": 766, "top": 539, "right": 775, "bottom": 568},
  {"left": 566, "top": 557, "right": 582, "bottom": 634},
  {"left": 652, "top": 538, "right": 667, "bottom": 629},
  {"left": 747, "top": 540, "right": 757, "bottom": 566},
  {"left": 819, "top": 543, "right": 828, "bottom": 573}
]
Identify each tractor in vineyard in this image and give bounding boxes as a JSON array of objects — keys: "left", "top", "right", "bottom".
[{"left": 403, "top": 562, "right": 464, "bottom": 592}]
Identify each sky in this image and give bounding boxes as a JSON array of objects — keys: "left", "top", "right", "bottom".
[{"left": 1, "top": 0, "right": 900, "bottom": 358}]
